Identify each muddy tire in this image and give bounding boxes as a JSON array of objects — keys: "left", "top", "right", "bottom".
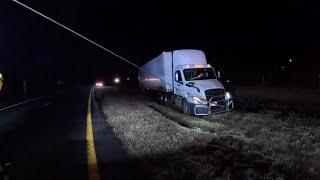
[
  {"left": 182, "top": 99, "right": 192, "bottom": 115},
  {"left": 164, "top": 94, "right": 172, "bottom": 106}
]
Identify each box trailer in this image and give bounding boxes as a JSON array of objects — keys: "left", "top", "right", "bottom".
[{"left": 138, "top": 49, "right": 233, "bottom": 115}]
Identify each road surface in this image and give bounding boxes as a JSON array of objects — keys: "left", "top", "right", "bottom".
[{"left": 0, "top": 86, "right": 140, "bottom": 180}]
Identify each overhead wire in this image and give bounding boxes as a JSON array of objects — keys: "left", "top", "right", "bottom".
[{"left": 11, "top": 0, "right": 195, "bottom": 94}]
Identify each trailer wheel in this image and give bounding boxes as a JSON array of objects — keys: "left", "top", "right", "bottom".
[
  {"left": 158, "top": 93, "right": 165, "bottom": 105},
  {"left": 164, "top": 94, "right": 172, "bottom": 105},
  {"left": 182, "top": 99, "right": 192, "bottom": 115}
]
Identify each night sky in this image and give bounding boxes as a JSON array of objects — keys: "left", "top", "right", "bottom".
[{"left": 1, "top": 0, "right": 320, "bottom": 92}]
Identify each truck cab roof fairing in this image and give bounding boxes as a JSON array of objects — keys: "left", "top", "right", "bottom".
[{"left": 173, "top": 49, "right": 207, "bottom": 67}]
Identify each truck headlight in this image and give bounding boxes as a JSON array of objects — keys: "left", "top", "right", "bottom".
[
  {"left": 191, "top": 96, "right": 208, "bottom": 105},
  {"left": 225, "top": 91, "right": 232, "bottom": 100}
]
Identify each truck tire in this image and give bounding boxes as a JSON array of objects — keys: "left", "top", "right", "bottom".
[
  {"left": 163, "top": 93, "right": 172, "bottom": 106},
  {"left": 158, "top": 93, "right": 165, "bottom": 105},
  {"left": 182, "top": 99, "right": 192, "bottom": 115}
]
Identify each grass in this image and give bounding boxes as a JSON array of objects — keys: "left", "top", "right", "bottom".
[{"left": 100, "top": 89, "right": 320, "bottom": 179}]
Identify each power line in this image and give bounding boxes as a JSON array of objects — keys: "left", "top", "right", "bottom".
[
  {"left": 11, "top": 0, "right": 180, "bottom": 92},
  {"left": 11, "top": 0, "right": 140, "bottom": 69}
]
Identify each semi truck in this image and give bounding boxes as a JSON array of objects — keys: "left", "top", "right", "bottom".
[{"left": 138, "top": 49, "right": 233, "bottom": 115}]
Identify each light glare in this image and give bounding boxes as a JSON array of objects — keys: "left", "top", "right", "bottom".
[
  {"left": 114, "top": 77, "right": 120, "bottom": 84},
  {"left": 95, "top": 82, "right": 104, "bottom": 87}
]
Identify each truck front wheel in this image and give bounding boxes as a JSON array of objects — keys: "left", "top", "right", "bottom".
[{"left": 182, "top": 100, "right": 193, "bottom": 115}]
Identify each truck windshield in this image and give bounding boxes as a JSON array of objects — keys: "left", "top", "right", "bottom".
[{"left": 183, "top": 68, "right": 216, "bottom": 81}]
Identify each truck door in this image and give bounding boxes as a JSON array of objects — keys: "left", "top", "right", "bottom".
[{"left": 174, "top": 70, "right": 184, "bottom": 97}]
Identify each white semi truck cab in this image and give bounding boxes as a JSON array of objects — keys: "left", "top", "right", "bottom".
[{"left": 139, "top": 49, "right": 233, "bottom": 115}]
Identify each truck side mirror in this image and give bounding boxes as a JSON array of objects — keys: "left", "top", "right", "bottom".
[{"left": 217, "top": 71, "right": 221, "bottom": 79}]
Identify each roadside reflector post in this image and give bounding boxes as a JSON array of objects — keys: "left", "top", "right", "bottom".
[{"left": 0, "top": 73, "right": 3, "bottom": 93}]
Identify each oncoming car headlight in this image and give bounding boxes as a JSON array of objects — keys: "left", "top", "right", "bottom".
[
  {"left": 95, "top": 81, "right": 104, "bottom": 87},
  {"left": 191, "top": 96, "right": 208, "bottom": 105},
  {"left": 225, "top": 91, "right": 232, "bottom": 100}
]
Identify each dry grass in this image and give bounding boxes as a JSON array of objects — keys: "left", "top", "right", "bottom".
[
  {"left": 148, "top": 99, "right": 320, "bottom": 179},
  {"left": 101, "top": 93, "right": 214, "bottom": 159},
  {"left": 100, "top": 89, "right": 320, "bottom": 179}
]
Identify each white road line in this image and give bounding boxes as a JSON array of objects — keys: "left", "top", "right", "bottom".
[{"left": 0, "top": 96, "right": 44, "bottom": 111}]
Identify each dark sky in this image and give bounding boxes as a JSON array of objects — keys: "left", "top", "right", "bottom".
[{"left": 1, "top": 0, "right": 320, "bottom": 86}]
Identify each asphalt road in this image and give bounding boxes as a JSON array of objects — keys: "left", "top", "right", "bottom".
[{"left": 0, "top": 86, "right": 141, "bottom": 180}]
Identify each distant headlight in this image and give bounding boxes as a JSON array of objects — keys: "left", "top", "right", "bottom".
[
  {"left": 225, "top": 91, "right": 232, "bottom": 100},
  {"left": 114, "top": 77, "right": 120, "bottom": 84},
  {"left": 95, "top": 82, "right": 104, "bottom": 87},
  {"left": 191, "top": 96, "right": 208, "bottom": 105}
]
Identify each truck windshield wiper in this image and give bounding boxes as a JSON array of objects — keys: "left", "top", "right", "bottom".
[{"left": 186, "top": 82, "right": 200, "bottom": 92}]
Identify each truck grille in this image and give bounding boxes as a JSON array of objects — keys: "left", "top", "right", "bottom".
[
  {"left": 211, "top": 105, "right": 227, "bottom": 114},
  {"left": 211, "top": 101, "right": 227, "bottom": 114},
  {"left": 205, "top": 89, "right": 225, "bottom": 102}
]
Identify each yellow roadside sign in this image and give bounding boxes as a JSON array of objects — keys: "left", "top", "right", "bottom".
[{"left": 0, "top": 73, "right": 3, "bottom": 92}]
